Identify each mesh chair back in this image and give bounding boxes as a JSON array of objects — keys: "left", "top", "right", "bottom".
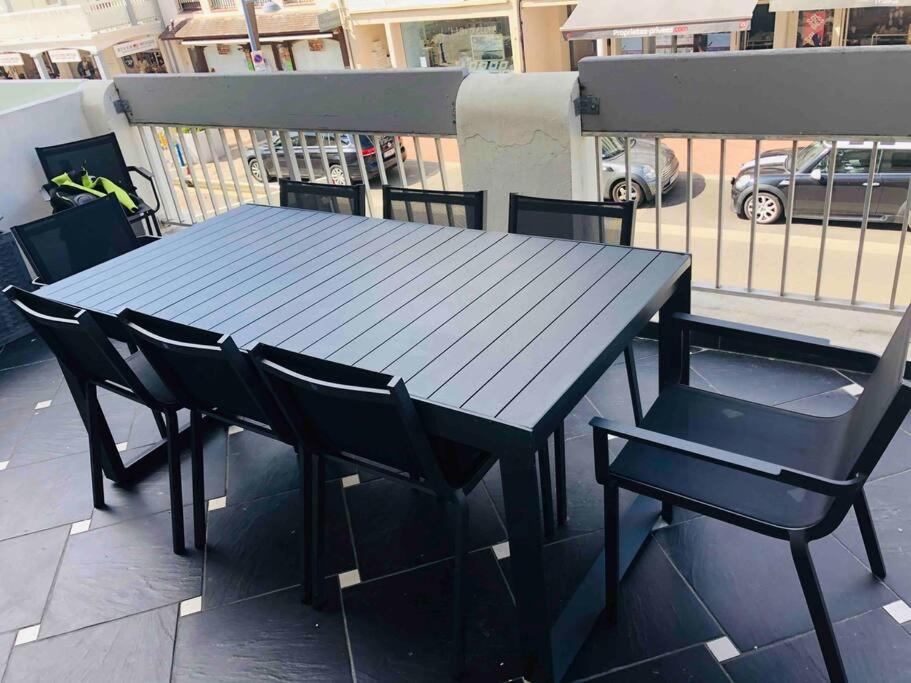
[
  {"left": 4, "top": 286, "right": 142, "bottom": 395},
  {"left": 279, "top": 179, "right": 366, "bottom": 216},
  {"left": 36, "top": 132, "right": 135, "bottom": 193},
  {"left": 846, "top": 304, "right": 911, "bottom": 476},
  {"left": 508, "top": 194, "right": 634, "bottom": 246},
  {"left": 382, "top": 186, "right": 485, "bottom": 230},
  {"left": 11, "top": 195, "right": 140, "bottom": 284},
  {"left": 121, "top": 310, "right": 292, "bottom": 439},
  {"left": 251, "top": 344, "right": 452, "bottom": 491}
]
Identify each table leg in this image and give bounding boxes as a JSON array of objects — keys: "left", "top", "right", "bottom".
[
  {"left": 658, "top": 267, "right": 692, "bottom": 391},
  {"left": 499, "top": 448, "right": 554, "bottom": 682}
]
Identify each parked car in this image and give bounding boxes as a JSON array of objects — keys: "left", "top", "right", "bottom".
[
  {"left": 600, "top": 136, "right": 680, "bottom": 205},
  {"left": 246, "top": 132, "right": 406, "bottom": 185},
  {"left": 731, "top": 140, "right": 911, "bottom": 225}
]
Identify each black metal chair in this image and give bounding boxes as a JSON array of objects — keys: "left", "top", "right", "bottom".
[
  {"left": 592, "top": 306, "right": 911, "bottom": 683},
  {"left": 36, "top": 132, "right": 162, "bottom": 238},
  {"left": 508, "top": 193, "right": 640, "bottom": 533},
  {"left": 3, "top": 287, "right": 180, "bottom": 543},
  {"left": 250, "top": 343, "right": 498, "bottom": 678},
  {"left": 382, "top": 185, "right": 485, "bottom": 229},
  {"left": 119, "top": 310, "right": 294, "bottom": 553},
  {"left": 11, "top": 195, "right": 156, "bottom": 286},
  {"left": 279, "top": 178, "right": 366, "bottom": 216}
]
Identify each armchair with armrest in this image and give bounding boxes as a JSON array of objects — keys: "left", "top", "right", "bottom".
[{"left": 593, "top": 306, "right": 911, "bottom": 683}]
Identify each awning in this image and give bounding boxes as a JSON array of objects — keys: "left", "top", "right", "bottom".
[
  {"left": 561, "top": 0, "right": 757, "bottom": 40},
  {"left": 160, "top": 8, "right": 325, "bottom": 42},
  {"left": 769, "top": 0, "right": 900, "bottom": 10}
]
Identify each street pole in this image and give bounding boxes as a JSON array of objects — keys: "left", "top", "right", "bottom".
[{"left": 241, "top": 0, "right": 268, "bottom": 71}]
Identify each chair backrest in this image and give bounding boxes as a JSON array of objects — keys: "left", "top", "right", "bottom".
[
  {"left": 382, "top": 186, "right": 485, "bottom": 230},
  {"left": 3, "top": 286, "right": 154, "bottom": 401},
  {"left": 11, "top": 194, "right": 141, "bottom": 284},
  {"left": 845, "top": 304, "right": 911, "bottom": 478},
  {"left": 250, "top": 343, "right": 455, "bottom": 496},
  {"left": 508, "top": 194, "right": 634, "bottom": 246},
  {"left": 279, "top": 179, "right": 366, "bottom": 216},
  {"left": 35, "top": 132, "right": 134, "bottom": 193},
  {"left": 120, "top": 309, "right": 292, "bottom": 440}
]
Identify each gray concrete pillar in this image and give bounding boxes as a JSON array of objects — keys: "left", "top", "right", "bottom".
[{"left": 456, "top": 72, "right": 598, "bottom": 231}]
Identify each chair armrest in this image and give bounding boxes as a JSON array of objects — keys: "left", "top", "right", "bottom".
[
  {"left": 127, "top": 166, "right": 161, "bottom": 213},
  {"left": 590, "top": 416, "right": 859, "bottom": 496},
  {"left": 671, "top": 312, "right": 882, "bottom": 374},
  {"left": 31, "top": 277, "right": 45, "bottom": 287},
  {"left": 137, "top": 235, "right": 161, "bottom": 246}
]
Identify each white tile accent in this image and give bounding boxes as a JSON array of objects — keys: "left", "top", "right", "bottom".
[
  {"left": 341, "top": 474, "right": 361, "bottom": 488},
  {"left": 843, "top": 383, "right": 864, "bottom": 397},
  {"left": 14, "top": 625, "right": 40, "bottom": 646},
  {"left": 706, "top": 636, "right": 740, "bottom": 662},
  {"left": 227, "top": 425, "right": 244, "bottom": 435},
  {"left": 652, "top": 517, "right": 669, "bottom": 531},
  {"left": 207, "top": 496, "right": 227, "bottom": 512},
  {"left": 492, "top": 542, "right": 510, "bottom": 560},
  {"left": 34, "top": 400, "right": 52, "bottom": 410},
  {"left": 116, "top": 442, "right": 128, "bottom": 453},
  {"left": 0, "top": 461, "right": 8, "bottom": 471},
  {"left": 179, "top": 596, "right": 202, "bottom": 617},
  {"left": 70, "top": 519, "right": 92, "bottom": 535},
  {"left": 607, "top": 434, "right": 618, "bottom": 441},
  {"left": 338, "top": 569, "right": 361, "bottom": 589},
  {"left": 885, "top": 600, "right": 911, "bottom": 624}
]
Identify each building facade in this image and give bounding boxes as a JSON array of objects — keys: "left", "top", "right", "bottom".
[{"left": 0, "top": 0, "right": 167, "bottom": 80}]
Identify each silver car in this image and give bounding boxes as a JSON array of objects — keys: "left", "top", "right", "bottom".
[{"left": 600, "top": 136, "right": 680, "bottom": 205}]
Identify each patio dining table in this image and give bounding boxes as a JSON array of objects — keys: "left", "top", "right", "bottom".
[{"left": 36, "top": 203, "right": 691, "bottom": 682}]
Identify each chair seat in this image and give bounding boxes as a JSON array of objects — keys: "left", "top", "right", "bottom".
[
  {"left": 124, "top": 352, "right": 177, "bottom": 406},
  {"left": 608, "top": 385, "right": 853, "bottom": 529}
]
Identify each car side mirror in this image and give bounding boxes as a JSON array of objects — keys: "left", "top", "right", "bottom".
[{"left": 810, "top": 168, "right": 823, "bottom": 182}]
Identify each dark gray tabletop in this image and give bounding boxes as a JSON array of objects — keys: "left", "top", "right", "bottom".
[{"left": 38, "top": 204, "right": 690, "bottom": 451}]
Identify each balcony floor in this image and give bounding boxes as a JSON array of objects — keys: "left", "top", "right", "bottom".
[{"left": 1, "top": 334, "right": 910, "bottom": 681}]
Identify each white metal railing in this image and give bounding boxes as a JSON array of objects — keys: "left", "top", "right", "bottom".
[
  {"left": 584, "top": 133, "right": 911, "bottom": 312},
  {"left": 136, "top": 126, "right": 459, "bottom": 225},
  {"left": 130, "top": 0, "right": 159, "bottom": 23},
  {"left": 0, "top": 5, "right": 90, "bottom": 42},
  {"left": 84, "top": 0, "right": 132, "bottom": 31}
]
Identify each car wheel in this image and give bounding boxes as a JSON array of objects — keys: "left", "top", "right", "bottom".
[
  {"left": 743, "top": 191, "right": 783, "bottom": 224},
  {"left": 610, "top": 180, "right": 644, "bottom": 205},
  {"left": 248, "top": 158, "right": 263, "bottom": 183},
  {"left": 328, "top": 165, "right": 347, "bottom": 185}
]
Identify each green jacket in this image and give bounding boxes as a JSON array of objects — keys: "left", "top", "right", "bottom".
[{"left": 51, "top": 170, "right": 138, "bottom": 212}]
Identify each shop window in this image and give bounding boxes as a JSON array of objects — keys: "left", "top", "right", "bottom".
[
  {"left": 742, "top": 2, "right": 774, "bottom": 50},
  {"left": 847, "top": 6, "right": 910, "bottom": 47},
  {"left": 797, "top": 10, "right": 834, "bottom": 48},
  {"left": 401, "top": 17, "right": 513, "bottom": 72}
]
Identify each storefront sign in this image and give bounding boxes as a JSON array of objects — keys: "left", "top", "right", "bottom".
[
  {"left": 800, "top": 10, "right": 829, "bottom": 47},
  {"left": 308, "top": 39, "right": 325, "bottom": 51},
  {"left": 48, "top": 48, "right": 81, "bottom": 63},
  {"left": 114, "top": 37, "right": 158, "bottom": 58},
  {"left": 0, "top": 53, "right": 23, "bottom": 67}
]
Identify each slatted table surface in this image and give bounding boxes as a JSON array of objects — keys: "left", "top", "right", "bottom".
[{"left": 38, "top": 204, "right": 689, "bottom": 444}]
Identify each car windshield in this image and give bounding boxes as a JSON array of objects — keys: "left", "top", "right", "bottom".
[
  {"left": 601, "top": 136, "right": 627, "bottom": 159},
  {"left": 792, "top": 141, "right": 827, "bottom": 171}
]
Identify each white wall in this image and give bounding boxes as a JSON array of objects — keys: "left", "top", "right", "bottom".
[
  {"left": 203, "top": 44, "right": 251, "bottom": 73},
  {"left": 0, "top": 89, "right": 93, "bottom": 230},
  {"left": 291, "top": 38, "right": 344, "bottom": 70}
]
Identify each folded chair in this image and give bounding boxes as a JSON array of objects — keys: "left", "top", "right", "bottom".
[
  {"left": 250, "top": 343, "right": 499, "bottom": 678},
  {"left": 4, "top": 287, "right": 179, "bottom": 542},
  {"left": 508, "top": 193, "right": 640, "bottom": 534},
  {"left": 593, "top": 306, "right": 911, "bottom": 683},
  {"left": 120, "top": 310, "right": 294, "bottom": 553}
]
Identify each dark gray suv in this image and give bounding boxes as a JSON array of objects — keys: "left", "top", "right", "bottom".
[{"left": 731, "top": 141, "right": 911, "bottom": 225}]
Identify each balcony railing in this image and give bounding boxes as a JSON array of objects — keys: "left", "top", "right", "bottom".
[
  {"left": 0, "top": 0, "right": 151, "bottom": 42},
  {"left": 113, "top": 49, "right": 911, "bottom": 314}
]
